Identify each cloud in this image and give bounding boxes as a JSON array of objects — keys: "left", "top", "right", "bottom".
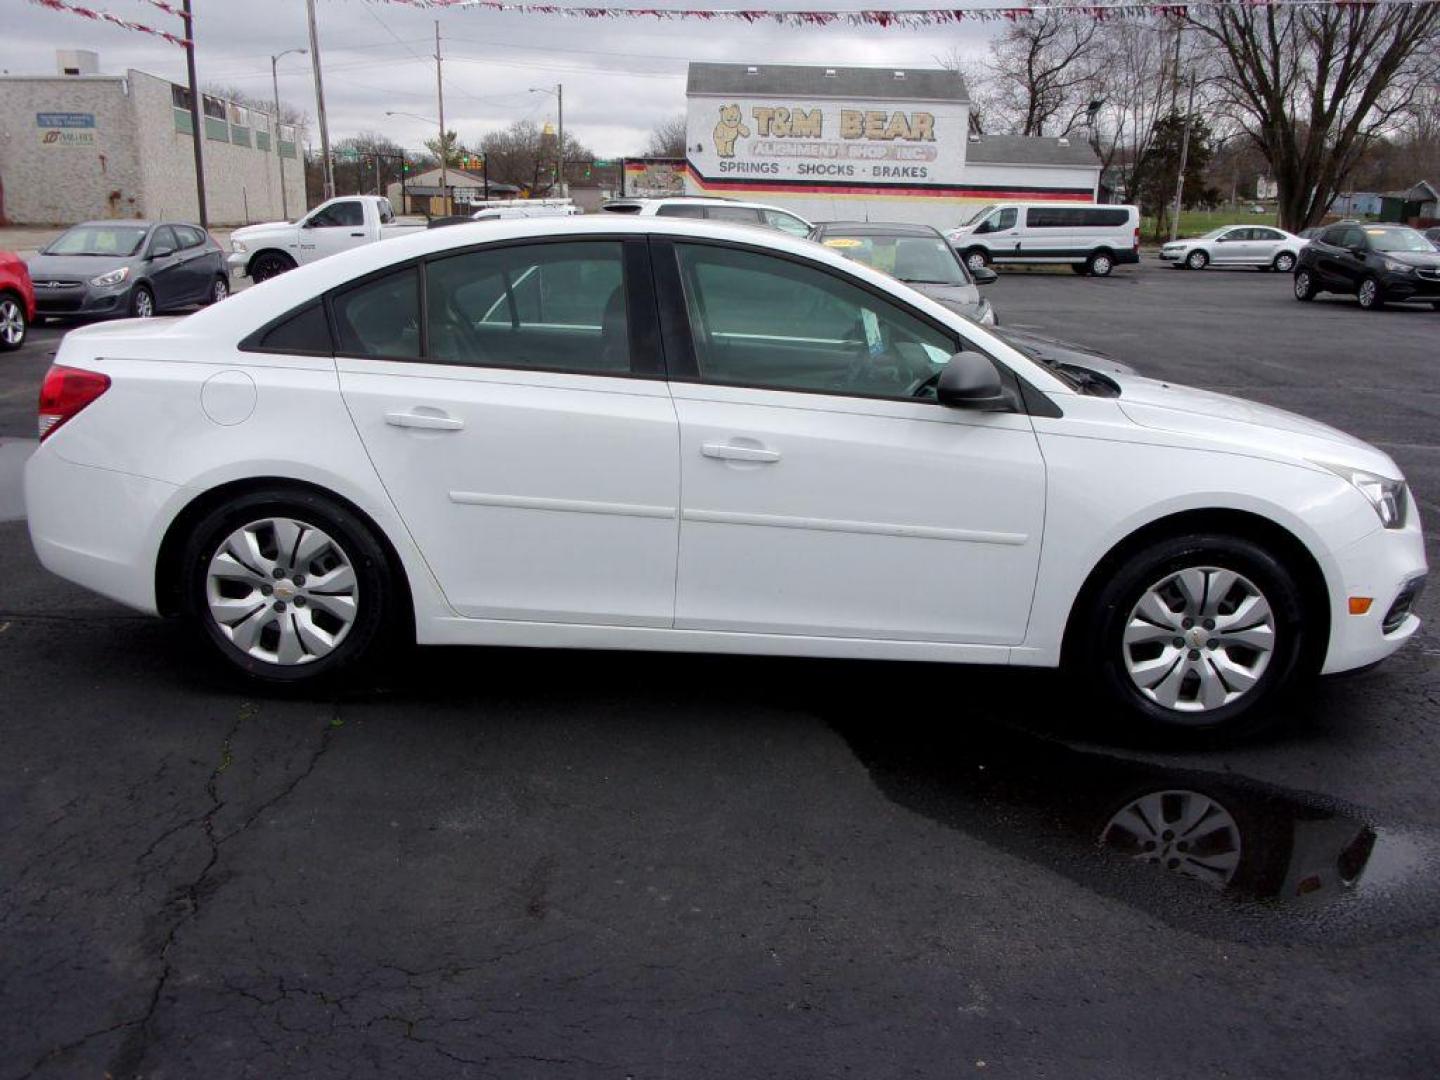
[{"left": 3, "top": 2, "right": 994, "bottom": 157}]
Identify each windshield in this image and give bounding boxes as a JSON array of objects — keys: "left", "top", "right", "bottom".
[
  {"left": 1366, "top": 227, "right": 1433, "bottom": 253},
  {"left": 989, "top": 329, "right": 1087, "bottom": 393},
  {"left": 960, "top": 204, "right": 996, "bottom": 227},
  {"left": 820, "top": 234, "right": 969, "bottom": 286},
  {"left": 44, "top": 224, "right": 148, "bottom": 257}
]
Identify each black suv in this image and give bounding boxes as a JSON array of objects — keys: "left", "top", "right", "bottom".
[{"left": 1294, "top": 222, "right": 1440, "bottom": 310}]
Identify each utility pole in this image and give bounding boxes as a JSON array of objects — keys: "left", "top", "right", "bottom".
[
  {"left": 557, "top": 83, "right": 565, "bottom": 197},
  {"left": 306, "top": 0, "right": 334, "bottom": 201},
  {"left": 1170, "top": 68, "right": 1197, "bottom": 243},
  {"left": 180, "top": 1, "right": 207, "bottom": 227},
  {"left": 435, "top": 21, "right": 449, "bottom": 215},
  {"left": 271, "top": 49, "right": 306, "bottom": 220}
]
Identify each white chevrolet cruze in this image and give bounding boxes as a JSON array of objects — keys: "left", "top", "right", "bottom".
[{"left": 25, "top": 217, "right": 1426, "bottom": 736}]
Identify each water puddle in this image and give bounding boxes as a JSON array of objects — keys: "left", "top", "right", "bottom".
[{"left": 830, "top": 714, "right": 1440, "bottom": 944}]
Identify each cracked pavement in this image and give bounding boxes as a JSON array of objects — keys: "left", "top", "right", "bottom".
[{"left": 2, "top": 263, "right": 1439, "bottom": 1078}]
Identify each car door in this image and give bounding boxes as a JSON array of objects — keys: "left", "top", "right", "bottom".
[
  {"left": 143, "top": 226, "right": 187, "bottom": 309},
  {"left": 1329, "top": 225, "right": 1369, "bottom": 291},
  {"left": 299, "top": 199, "right": 368, "bottom": 263},
  {"left": 656, "top": 238, "right": 1046, "bottom": 645},
  {"left": 1209, "top": 228, "right": 1245, "bottom": 264},
  {"left": 171, "top": 225, "right": 212, "bottom": 301},
  {"left": 335, "top": 238, "right": 680, "bottom": 625},
  {"left": 1251, "top": 227, "right": 1285, "bottom": 264},
  {"left": 979, "top": 206, "right": 1021, "bottom": 259}
]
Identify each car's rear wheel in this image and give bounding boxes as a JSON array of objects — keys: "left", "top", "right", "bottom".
[
  {"left": 0, "top": 293, "right": 27, "bottom": 351},
  {"left": 250, "top": 252, "right": 296, "bottom": 282},
  {"left": 1293, "top": 270, "right": 1317, "bottom": 301},
  {"left": 180, "top": 489, "right": 396, "bottom": 683},
  {"left": 1086, "top": 251, "right": 1115, "bottom": 277},
  {"left": 1078, "top": 534, "right": 1310, "bottom": 738},
  {"left": 130, "top": 285, "right": 155, "bottom": 319},
  {"left": 1357, "top": 276, "right": 1384, "bottom": 310},
  {"left": 1186, "top": 250, "right": 1209, "bottom": 270},
  {"left": 1272, "top": 251, "right": 1296, "bottom": 273}
]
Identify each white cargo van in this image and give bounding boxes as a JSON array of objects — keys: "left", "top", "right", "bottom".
[{"left": 946, "top": 203, "right": 1141, "bottom": 277}]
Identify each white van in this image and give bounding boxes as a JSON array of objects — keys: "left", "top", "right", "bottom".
[
  {"left": 470, "top": 199, "right": 581, "bottom": 221},
  {"left": 946, "top": 203, "right": 1141, "bottom": 277}
]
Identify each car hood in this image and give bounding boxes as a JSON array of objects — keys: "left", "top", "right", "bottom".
[
  {"left": 1381, "top": 250, "right": 1440, "bottom": 270},
  {"left": 1113, "top": 375, "right": 1399, "bottom": 476},
  {"left": 27, "top": 253, "right": 133, "bottom": 280},
  {"left": 909, "top": 281, "right": 984, "bottom": 318},
  {"left": 230, "top": 220, "right": 295, "bottom": 242}
]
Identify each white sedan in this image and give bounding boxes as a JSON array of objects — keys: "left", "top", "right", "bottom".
[
  {"left": 24, "top": 217, "right": 1426, "bottom": 737},
  {"left": 1160, "top": 226, "right": 1309, "bottom": 272}
]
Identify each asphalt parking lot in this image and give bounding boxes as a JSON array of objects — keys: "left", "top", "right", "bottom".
[{"left": 2, "top": 259, "right": 1438, "bottom": 1079}]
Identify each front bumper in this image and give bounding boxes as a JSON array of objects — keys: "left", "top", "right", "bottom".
[
  {"left": 33, "top": 282, "right": 133, "bottom": 320},
  {"left": 1158, "top": 249, "right": 1184, "bottom": 262},
  {"left": 1379, "top": 271, "right": 1440, "bottom": 302},
  {"left": 1321, "top": 492, "right": 1428, "bottom": 674},
  {"left": 226, "top": 251, "right": 251, "bottom": 280}
]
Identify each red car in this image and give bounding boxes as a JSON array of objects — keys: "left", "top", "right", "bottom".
[{"left": 0, "top": 250, "right": 35, "bottom": 351}]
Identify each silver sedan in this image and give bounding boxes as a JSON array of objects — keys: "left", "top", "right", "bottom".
[{"left": 1159, "top": 226, "right": 1309, "bottom": 272}]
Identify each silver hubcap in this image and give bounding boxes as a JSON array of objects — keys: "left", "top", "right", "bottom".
[
  {"left": 134, "top": 290, "right": 153, "bottom": 317},
  {"left": 0, "top": 299, "right": 23, "bottom": 344},
  {"left": 1101, "top": 790, "right": 1242, "bottom": 887},
  {"left": 1093, "top": 256, "right": 1111, "bottom": 274},
  {"left": 1188, "top": 253, "right": 1205, "bottom": 269},
  {"left": 1276, "top": 254, "right": 1294, "bottom": 271},
  {"left": 1122, "top": 566, "right": 1276, "bottom": 713},
  {"left": 206, "top": 517, "right": 358, "bottom": 666},
  {"left": 1360, "top": 280, "right": 1377, "bottom": 306},
  {"left": 967, "top": 253, "right": 986, "bottom": 272},
  {"left": 213, "top": 280, "right": 228, "bottom": 301},
  {"left": 1295, "top": 273, "right": 1310, "bottom": 296}
]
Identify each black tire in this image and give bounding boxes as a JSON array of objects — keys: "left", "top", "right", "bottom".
[
  {"left": 250, "top": 251, "right": 297, "bottom": 283},
  {"left": 1075, "top": 533, "right": 1311, "bottom": 740},
  {"left": 130, "top": 284, "right": 155, "bottom": 319},
  {"left": 1070, "top": 263, "right": 1089, "bottom": 275},
  {"left": 1185, "top": 249, "right": 1209, "bottom": 271},
  {"left": 1356, "top": 276, "right": 1384, "bottom": 311},
  {"left": 205, "top": 274, "right": 230, "bottom": 305},
  {"left": 179, "top": 487, "right": 398, "bottom": 685},
  {"left": 1293, "top": 269, "right": 1317, "bottom": 301},
  {"left": 963, "top": 248, "right": 991, "bottom": 274},
  {"left": 1086, "top": 250, "right": 1115, "bottom": 277},
  {"left": 1272, "top": 251, "right": 1297, "bottom": 273},
  {"left": 0, "top": 292, "right": 27, "bottom": 351}
]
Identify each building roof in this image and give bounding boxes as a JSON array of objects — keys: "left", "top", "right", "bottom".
[
  {"left": 965, "top": 134, "right": 1100, "bottom": 167},
  {"left": 687, "top": 62, "right": 967, "bottom": 103}
]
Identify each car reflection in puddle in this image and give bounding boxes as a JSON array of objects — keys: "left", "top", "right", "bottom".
[{"left": 830, "top": 713, "right": 1438, "bottom": 944}]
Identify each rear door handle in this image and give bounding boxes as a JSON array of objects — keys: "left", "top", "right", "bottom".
[
  {"left": 385, "top": 410, "right": 464, "bottom": 431},
  {"left": 701, "top": 442, "right": 780, "bottom": 463}
]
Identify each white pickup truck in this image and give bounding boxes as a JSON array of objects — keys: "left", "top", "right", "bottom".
[{"left": 227, "top": 195, "right": 424, "bottom": 282}]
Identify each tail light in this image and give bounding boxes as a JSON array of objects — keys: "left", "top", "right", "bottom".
[
  {"left": 1133, "top": 226, "right": 1140, "bottom": 252},
  {"left": 38, "top": 364, "right": 111, "bottom": 442}
]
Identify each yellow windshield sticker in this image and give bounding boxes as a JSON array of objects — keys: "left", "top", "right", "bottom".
[{"left": 822, "top": 237, "right": 863, "bottom": 248}]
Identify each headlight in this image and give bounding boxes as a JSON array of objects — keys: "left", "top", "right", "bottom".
[
  {"left": 231, "top": 240, "right": 247, "bottom": 254},
  {"left": 90, "top": 266, "right": 130, "bottom": 287},
  {"left": 1382, "top": 258, "right": 1413, "bottom": 273},
  {"left": 1313, "top": 461, "right": 1408, "bottom": 529}
]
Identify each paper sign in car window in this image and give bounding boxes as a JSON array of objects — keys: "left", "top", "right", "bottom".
[
  {"left": 861, "top": 308, "right": 884, "bottom": 357},
  {"left": 823, "top": 237, "right": 863, "bottom": 248}
]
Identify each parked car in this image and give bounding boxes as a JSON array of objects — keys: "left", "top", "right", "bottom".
[
  {"left": 600, "top": 195, "right": 812, "bottom": 237},
  {"left": 1298, "top": 226, "right": 1327, "bottom": 241},
  {"left": 811, "top": 220, "right": 998, "bottom": 326},
  {"left": 1423, "top": 226, "right": 1440, "bottom": 251},
  {"left": 227, "top": 195, "right": 424, "bottom": 283},
  {"left": 1294, "top": 222, "right": 1440, "bottom": 310},
  {"left": 470, "top": 199, "right": 580, "bottom": 221},
  {"left": 27, "top": 221, "right": 227, "bottom": 322},
  {"left": 0, "top": 250, "right": 36, "bottom": 351},
  {"left": 1249, "top": 205, "right": 1268, "bottom": 215},
  {"left": 1160, "top": 225, "right": 1308, "bottom": 272},
  {"left": 945, "top": 202, "right": 1141, "bottom": 277},
  {"left": 23, "top": 217, "right": 1426, "bottom": 737}
]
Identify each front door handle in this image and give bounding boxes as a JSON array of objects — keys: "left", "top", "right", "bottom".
[
  {"left": 702, "top": 442, "right": 780, "bottom": 463},
  {"left": 385, "top": 409, "right": 464, "bottom": 431}
]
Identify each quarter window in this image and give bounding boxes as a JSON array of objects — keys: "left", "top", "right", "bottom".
[
  {"left": 425, "top": 241, "right": 629, "bottom": 373},
  {"left": 675, "top": 243, "right": 956, "bottom": 399},
  {"left": 246, "top": 302, "right": 333, "bottom": 355},
  {"left": 331, "top": 266, "right": 421, "bottom": 360}
]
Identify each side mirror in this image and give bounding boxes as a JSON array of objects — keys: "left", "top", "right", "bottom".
[
  {"left": 1349, "top": 245, "right": 1366, "bottom": 257},
  {"left": 970, "top": 264, "right": 998, "bottom": 285},
  {"left": 937, "top": 351, "right": 1011, "bottom": 411}
]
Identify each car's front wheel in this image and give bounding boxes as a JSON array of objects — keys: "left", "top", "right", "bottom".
[
  {"left": 1293, "top": 270, "right": 1317, "bottom": 301},
  {"left": 1185, "top": 250, "right": 1209, "bottom": 270},
  {"left": 130, "top": 285, "right": 155, "bottom": 319},
  {"left": 963, "top": 248, "right": 991, "bottom": 274},
  {"left": 206, "top": 275, "right": 230, "bottom": 305},
  {"left": 1078, "top": 534, "right": 1311, "bottom": 738},
  {"left": 180, "top": 489, "right": 397, "bottom": 683},
  {"left": 0, "top": 293, "right": 27, "bottom": 351},
  {"left": 1357, "top": 276, "right": 1384, "bottom": 310}
]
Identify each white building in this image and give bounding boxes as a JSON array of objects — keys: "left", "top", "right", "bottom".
[
  {"left": 0, "top": 51, "right": 304, "bottom": 226},
  {"left": 685, "top": 62, "right": 1101, "bottom": 228}
]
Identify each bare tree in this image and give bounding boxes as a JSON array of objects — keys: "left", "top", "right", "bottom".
[
  {"left": 480, "top": 119, "right": 593, "bottom": 195},
  {"left": 1186, "top": 3, "right": 1440, "bottom": 229},
  {"left": 985, "top": 13, "right": 1105, "bottom": 137},
  {"left": 642, "top": 114, "right": 688, "bottom": 158}
]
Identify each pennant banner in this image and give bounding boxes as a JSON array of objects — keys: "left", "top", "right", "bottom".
[
  {"left": 381, "top": 0, "right": 1437, "bottom": 24},
  {"left": 26, "top": 0, "right": 189, "bottom": 46}
]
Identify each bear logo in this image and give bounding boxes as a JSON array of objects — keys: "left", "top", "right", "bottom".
[{"left": 713, "top": 104, "right": 750, "bottom": 159}]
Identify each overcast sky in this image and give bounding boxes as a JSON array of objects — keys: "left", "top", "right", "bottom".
[{"left": 3, "top": 1, "right": 997, "bottom": 156}]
